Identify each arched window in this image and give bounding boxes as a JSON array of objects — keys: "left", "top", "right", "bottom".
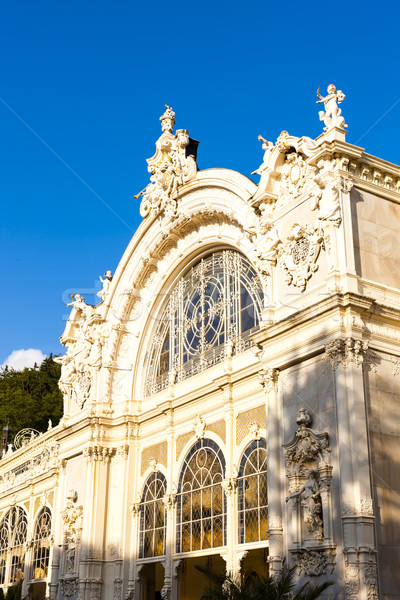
[
  {"left": 145, "top": 250, "right": 263, "bottom": 397},
  {"left": 238, "top": 439, "right": 268, "bottom": 544},
  {"left": 176, "top": 439, "right": 226, "bottom": 553},
  {"left": 9, "top": 507, "right": 28, "bottom": 583},
  {"left": 0, "top": 516, "right": 8, "bottom": 584},
  {"left": 139, "top": 472, "right": 167, "bottom": 558},
  {"left": 32, "top": 508, "right": 52, "bottom": 579}
]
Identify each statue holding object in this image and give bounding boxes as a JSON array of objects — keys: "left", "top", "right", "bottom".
[{"left": 316, "top": 84, "right": 347, "bottom": 131}]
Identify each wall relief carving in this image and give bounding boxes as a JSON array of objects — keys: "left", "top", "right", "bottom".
[
  {"left": 291, "top": 547, "right": 336, "bottom": 577},
  {"left": 57, "top": 295, "right": 111, "bottom": 409},
  {"left": 278, "top": 224, "right": 324, "bottom": 291},
  {"left": 284, "top": 409, "right": 333, "bottom": 546}
]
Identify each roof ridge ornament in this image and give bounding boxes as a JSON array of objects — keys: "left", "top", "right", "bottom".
[
  {"left": 316, "top": 84, "right": 348, "bottom": 132},
  {"left": 136, "top": 105, "right": 198, "bottom": 221}
]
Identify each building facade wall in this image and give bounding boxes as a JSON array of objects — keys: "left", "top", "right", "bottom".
[{"left": 0, "top": 110, "right": 400, "bottom": 599}]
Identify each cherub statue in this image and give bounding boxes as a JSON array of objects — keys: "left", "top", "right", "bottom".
[
  {"left": 316, "top": 84, "right": 347, "bottom": 131},
  {"left": 97, "top": 271, "right": 113, "bottom": 302}
]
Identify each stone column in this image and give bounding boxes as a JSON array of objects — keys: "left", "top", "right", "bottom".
[
  {"left": 49, "top": 460, "right": 66, "bottom": 600},
  {"left": 325, "top": 338, "right": 378, "bottom": 600},
  {"left": 172, "top": 560, "right": 183, "bottom": 600},
  {"left": 21, "top": 493, "right": 36, "bottom": 598},
  {"left": 80, "top": 446, "right": 113, "bottom": 600},
  {"left": 162, "top": 494, "right": 176, "bottom": 600},
  {"left": 260, "top": 367, "right": 283, "bottom": 574},
  {"left": 221, "top": 477, "right": 238, "bottom": 578}
]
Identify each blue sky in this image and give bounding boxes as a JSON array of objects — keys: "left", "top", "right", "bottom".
[{"left": 1, "top": 0, "right": 399, "bottom": 366}]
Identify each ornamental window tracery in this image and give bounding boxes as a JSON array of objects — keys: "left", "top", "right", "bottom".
[
  {"left": 145, "top": 250, "right": 263, "bottom": 397},
  {"left": 176, "top": 439, "right": 226, "bottom": 553},
  {"left": 7, "top": 507, "right": 28, "bottom": 584},
  {"left": 32, "top": 507, "right": 52, "bottom": 580},
  {"left": 238, "top": 439, "right": 268, "bottom": 544},
  {"left": 139, "top": 472, "right": 167, "bottom": 558}
]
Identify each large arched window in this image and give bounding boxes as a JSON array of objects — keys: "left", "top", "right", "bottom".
[
  {"left": 9, "top": 507, "right": 28, "bottom": 583},
  {"left": 238, "top": 439, "right": 268, "bottom": 544},
  {"left": 145, "top": 250, "right": 264, "bottom": 397},
  {"left": 139, "top": 472, "right": 167, "bottom": 558},
  {"left": 32, "top": 508, "right": 52, "bottom": 580},
  {"left": 176, "top": 439, "right": 226, "bottom": 553}
]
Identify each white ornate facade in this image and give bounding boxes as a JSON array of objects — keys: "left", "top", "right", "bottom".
[{"left": 1, "top": 94, "right": 400, "bottom": 599}]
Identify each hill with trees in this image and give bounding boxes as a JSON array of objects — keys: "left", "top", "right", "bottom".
[{"left": 0, "top": 356, "right": 62, "bottom": 438}]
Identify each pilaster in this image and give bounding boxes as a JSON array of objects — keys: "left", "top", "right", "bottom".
[{"left": 259, "top": 367, "right": 283, "bottom": 573}]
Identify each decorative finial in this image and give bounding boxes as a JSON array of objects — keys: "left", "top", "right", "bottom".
[
  {"left": 160, "top": 105, "right": 176, "bottom": 133},
  {"left": 316, "top": 84, "right": 347, "bottom": 132}
]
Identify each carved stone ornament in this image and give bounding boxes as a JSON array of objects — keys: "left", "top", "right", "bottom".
[
  {"left": 324, "top": 338, "right": 370, "bottom": 370},
  {"left": 250, "top": 203, "right": 281, "bottom": 272},
  {"left": 278, "top": 224, "right": 324, "bottom": 291},
  {"left": 279, "top": 152, "right": 316, "bottom": 202},
  {"left": 194, "top": 415, "right": 206, "bottom": 440},
  {"left": 283, "top": 409, "right": 332, "bottom": 477},
  {"left": 291, "top": 547, "right": 336, "bottom": 577},
  {"left": 57, "top": 295, "right": 111, "bottom": 409},
  {"left": 137, "top": 105, "right": 197, "bottom": 220},
  {"left": 62, "top": 490, "right": 83, "bottom": 543},
  {"left": 59, "top": 577, "right": 78, "bottom": 598}
]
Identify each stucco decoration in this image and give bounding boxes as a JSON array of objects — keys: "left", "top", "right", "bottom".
[
  {"left": 279, "top": 152, "right": 317, "bottom": 204},
  {"left": 136, "top": 105, "right": 197, "bottom": 220},
  {"left": 278, "top": 224, "right": 324, "bottom": 291},
  {"left": 62, "top": 490, "right": 83, "bottom": 544},
  {"left": 284, "top": 409, "right": 332, "bottom": 477},
  {"left": 249, "top": 202, "right": 281, "bottom": 271},
  {"left": 316, "top": 84, "right": 347, "bottom": 131},
  {"left": 284, "top": 409, "right": 333, "bottom": 546},
  {"left": 292, "top": 547, "right": 336, "bottom": 577},
  {"left": 56, "top": 295, "right": 111, "bottom": 409},
  {"left": 308, "top": 159, "right": 353, "bottom": 228},
  {"left": 251, "top": 130, "right": 319, "bottom": 206}
]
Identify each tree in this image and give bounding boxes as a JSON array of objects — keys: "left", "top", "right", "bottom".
[
  {"left": 196, "top": 565, "right": 333, "bottom": 600},
  {"left": 0, "top": 356, "right": 63, "bottom": 435}
]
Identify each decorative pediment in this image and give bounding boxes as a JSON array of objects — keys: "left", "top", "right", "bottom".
[{"left": 137, "top": 105, "right": 198, "bottom": 220}]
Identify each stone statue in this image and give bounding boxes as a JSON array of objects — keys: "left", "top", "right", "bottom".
[
  {"left": 252, "top": 135, "right": 275, "bottom": 176},
  {"left": 137, "top": 106, "right": 197, "bottom": 220},
  {"left": 286, "top": 470, "right": 323, "bottom": 538},
  {"left": 97, "top": 271, "right": 113, "bottom": 302},
  {"left": 316, "top": 84, "right": 347, "bottom": 131}
]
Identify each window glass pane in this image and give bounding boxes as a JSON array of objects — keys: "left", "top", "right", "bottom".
[
  {"left": 176, "top": 439, "right": 226, "bottom": 553},
  {"left": 145, "top": 251, "right": 263, "bottom": 397},
  {"left": 238, "top": 440, "right": 268, "bottom": 544},
  {"left": 139, "top": 472, "right": 166, "bottom": 559}
]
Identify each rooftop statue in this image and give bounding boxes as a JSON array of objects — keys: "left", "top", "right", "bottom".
[
  {"left": 97, "top": 270, "right": 113, "bottom": 302},
  {"left": 316, "top": 84, "right": 347, "bottom": 131},
  {"left": 136, "top": 105, "right": 197, "bottom": 220}
]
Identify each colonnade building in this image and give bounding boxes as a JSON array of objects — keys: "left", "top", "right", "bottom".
[{"left": 1, "top": 89, "right": 400, "bottom": 600}]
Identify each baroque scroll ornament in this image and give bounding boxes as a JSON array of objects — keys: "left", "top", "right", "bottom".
[
  {"left": 137, "top": 105, "right": 197, "bottom": 220},
  {"left": 278, "top": 224, "right": 324, "bottom": 291}
]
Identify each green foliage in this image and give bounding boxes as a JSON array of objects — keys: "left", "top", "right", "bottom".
[
  {"left": 4, "top": 580, "right": 22, "bottom": 600},
  {"left": 196, "top": 565, "right": 333, "bottom": 600},
  {"left": 0, "top": 356, "right": 63, "bottom": 434}
]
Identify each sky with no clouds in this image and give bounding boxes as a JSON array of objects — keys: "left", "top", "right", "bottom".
[{"left": 1, "top": 0, "right": 400, "bottom": 368}]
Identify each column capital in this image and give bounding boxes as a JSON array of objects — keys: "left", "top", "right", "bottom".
[
  {"left": 324, "top": 337, "right": 373, "bottom": 371},
  {"left": 258, "top": 367, "right": 279, "bottom": 391}
]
